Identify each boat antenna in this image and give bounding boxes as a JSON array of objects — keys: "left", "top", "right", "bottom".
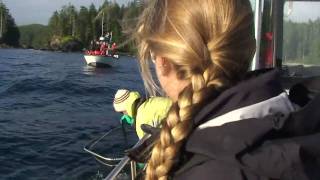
[
  {"left": 101, "top": 11, "right": 104, "bottom": 36},
  {"left": 0, "top": 1, "right": 3, "bottom": 39},
  {"left": 121, "top": 122, "right": 128, "bottom": 145}
]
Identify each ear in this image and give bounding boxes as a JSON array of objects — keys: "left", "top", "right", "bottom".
[{"left": 157, "top": 57, "right": 172, "bottom": 76}]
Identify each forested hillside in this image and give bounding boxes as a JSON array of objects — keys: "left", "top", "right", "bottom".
[
  {"left": 0, "top": 1, "right": 20, "bottom": 47},
  {"left": 3, "top": 0, "right": 319, "bottom": 59},
  {"left": 19, "top": 0, "right": 142, "bottom": 52},
  {"left": 19, "top": 24, "right": 49, "bottom": 49},
  {"left": 283, "top": 19, "right": 320, "bottom": 64}
]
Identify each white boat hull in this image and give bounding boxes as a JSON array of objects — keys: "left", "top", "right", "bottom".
[{"left": 84, "top": 55, "right": 118, "bottom": 67}]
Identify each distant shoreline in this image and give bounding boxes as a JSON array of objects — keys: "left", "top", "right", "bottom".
[
  {"left": 0, "top": 45, "right": 137, "bottom": 58},
  {"left": 0, "top": 44, "right": 16, "bottom": 49}
]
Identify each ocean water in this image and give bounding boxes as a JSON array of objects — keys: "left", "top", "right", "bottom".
[{"left": 0, "top": 49, "right": 143, "bottom": 180}]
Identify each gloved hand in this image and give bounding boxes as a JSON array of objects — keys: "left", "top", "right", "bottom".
[
  {"left": 125, "top": 124, "right": 160, "bottom": 163},
  {"left": 141, "top": 124, "right": 160, "bottom": 136},
  {"left": 120, "top": 115, "right": 134, "bottom": 126}
]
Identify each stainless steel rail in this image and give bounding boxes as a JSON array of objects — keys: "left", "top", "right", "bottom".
[{"left": 103, "top": 135, "right": 149, "bottom": 180}]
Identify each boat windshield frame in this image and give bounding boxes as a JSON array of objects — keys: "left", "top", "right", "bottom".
[{"left": 251, "top": 0, "right": 320, "bottom": 73}]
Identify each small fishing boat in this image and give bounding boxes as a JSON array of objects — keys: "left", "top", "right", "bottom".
[
  {"left": 84, "top": 54, "right": 119, "bottom": 67},
  {"left": 84, "top": 9, "right": 120, "bottom": 68}
]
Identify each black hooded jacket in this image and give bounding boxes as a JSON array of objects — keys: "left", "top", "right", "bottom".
[{"left": 172, "top": 69, "right": 320, "bottom": 180}]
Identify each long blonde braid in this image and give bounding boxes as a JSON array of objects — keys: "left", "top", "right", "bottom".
[
  {"left": 146, "top": 68, "right": 228, "bottom": 179},
  {"left": 134, "top": 0, "right": 255, "bottom": 179}
]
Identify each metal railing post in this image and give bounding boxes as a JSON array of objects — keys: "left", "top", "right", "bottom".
[
  {"left": 104, "top": 135, "right": 149, "bottom": 180},
  {"left": 251, "top": 0, "right": 265, "bottom": 70},
  {"left": 130, "top": 161, "right": 137, "bottom": 180}
]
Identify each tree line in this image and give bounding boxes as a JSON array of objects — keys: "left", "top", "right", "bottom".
[
  {"left": 19, "top": 0, "right": 142, "bottom": 52},
  {"left": 1, "top": 0, "right": 319, "bottom": 62},
  {"left": 0, "top": 1, "right": 20, "bottom": 47},
  {"left": 283, "top": 19, "right": 320, "bottom": 64}
]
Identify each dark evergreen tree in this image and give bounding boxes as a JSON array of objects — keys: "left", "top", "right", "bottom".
[
  {"left": 77, "top": 6, "right": 89, "bottom": 45},
  {"left": 48, "top": 11, "right": 60, "bottom": 36},
  {"left": 283, "top": 18, "right": 320, "bottom": 64},
  {"left": 17, "top": 1, "right": 147, "bottom": 51},
  {"left": 0, "top": 1, "right": 20, "bottom": 46},
  {"left": 88, "top": 3, "right": 98, "bottom": 40}
]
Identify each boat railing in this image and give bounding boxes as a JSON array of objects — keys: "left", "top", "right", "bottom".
[
  {"left": 84, "top": 126, "right": 147, "bottom": 180},
  {"left": 84, "top": 126, "right": 125, "bottom": 167},
  {"left": 103, "top": 135, "right": 149, "bottom": 180}
]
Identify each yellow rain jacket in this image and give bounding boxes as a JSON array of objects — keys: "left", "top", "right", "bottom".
[{"left": 135, "top": 97, "right": 172, "bottom": 139}]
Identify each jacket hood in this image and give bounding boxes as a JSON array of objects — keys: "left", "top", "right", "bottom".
[
  {"left": 192, "top": 69, "right": 285, "bottom": 126},
  {"left": 180, "top": 69, "right": 320, "bottom": 179}
]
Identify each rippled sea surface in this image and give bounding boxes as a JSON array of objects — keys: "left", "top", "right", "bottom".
[{"left": 0, "top": 49, "right": 144, "bottom": 180}]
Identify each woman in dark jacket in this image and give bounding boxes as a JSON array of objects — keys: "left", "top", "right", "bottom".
[
  {"left": 133, "top": 0, "right": 320, "bottom": 179},
  {"left": 171, "top": 69, "right": 320, "bottom": 180}
]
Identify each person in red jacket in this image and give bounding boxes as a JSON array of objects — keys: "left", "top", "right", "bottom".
[
  {"left": 99, "top": 42, "right": 107, "bottom": 55},
  {"left": 111, "top": 42, "right": 117, "bottom": 56}
]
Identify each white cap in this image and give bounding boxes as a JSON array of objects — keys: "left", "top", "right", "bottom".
[{"left": 113, "top": 89, "right": 130, "bottom": 112}]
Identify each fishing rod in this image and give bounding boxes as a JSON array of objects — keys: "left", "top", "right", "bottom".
[
  {"left": 121, "top": 120, "right": 128, "bottom": 144},
  {"left": 84, "top": 126, "right": 124, "bottom": 165}
]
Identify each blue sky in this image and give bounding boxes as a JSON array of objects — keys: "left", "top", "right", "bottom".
[{"left": 2, "top": 0, "right": 131, "bottom": 25}]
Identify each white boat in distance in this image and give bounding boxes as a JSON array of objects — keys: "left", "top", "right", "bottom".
[{"left": 84, "top": 54, "right": 119, "bottom": 67}]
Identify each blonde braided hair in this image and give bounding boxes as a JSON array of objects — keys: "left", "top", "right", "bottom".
[{"left": 135, "top": 0, "right": 255, "bottom": 179}]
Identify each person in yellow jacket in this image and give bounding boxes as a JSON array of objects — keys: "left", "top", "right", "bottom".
[{"left": 113, "top": 89, "right": 172, "bottom": 139}]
